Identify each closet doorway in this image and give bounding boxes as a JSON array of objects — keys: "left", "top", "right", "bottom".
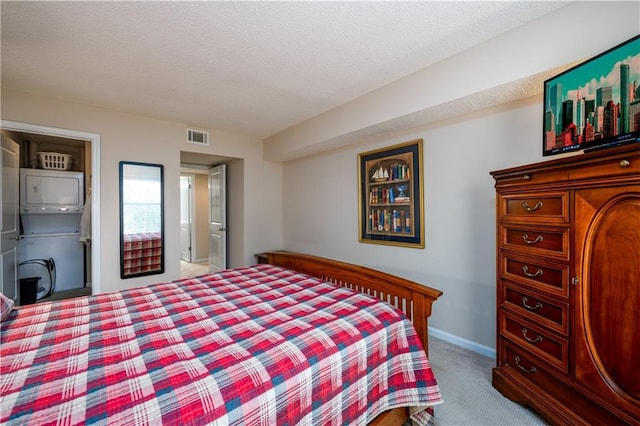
[{"left": 0, "top": 120, "right": 101, "bottom": 297}]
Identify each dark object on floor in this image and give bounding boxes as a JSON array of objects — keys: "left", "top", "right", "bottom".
[
  {"left": 18, "top": 258, "right": 56, "bottom": 300},
  {"left": 19, "top": 277, "right": 41, "bottom": 305}
]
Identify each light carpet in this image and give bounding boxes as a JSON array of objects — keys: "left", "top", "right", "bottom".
[{"left": 428, "top": 336, "right": 547, "bottom": 426}]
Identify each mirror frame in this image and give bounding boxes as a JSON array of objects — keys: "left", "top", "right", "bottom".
[{"left": 119, "top": 161, "right": 165, "bottom": 279}]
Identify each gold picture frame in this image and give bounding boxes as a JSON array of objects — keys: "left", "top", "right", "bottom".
[{"left": 358, "top": 139, "right": 424, "bottom": 248}]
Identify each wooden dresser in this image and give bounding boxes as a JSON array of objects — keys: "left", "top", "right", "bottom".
[{"left": 490, "top": 144, "right": 640, "bottom": 425}]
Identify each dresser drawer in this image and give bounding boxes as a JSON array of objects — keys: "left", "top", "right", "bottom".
[
  {"left": 499, "top": 340, "right": 628, "bottom": 425},
  {"left": 500, "top": 253, "right": 569, "bottom": 299},
  {"left": 500, "top": 313, "right": 569, "bottom": 372},
  {"left": 500, "top": 282, "right": 568, "bottom": 335},
  {"left": 500, "top": 192, "right": 568, "bottom": 224},
  {"left": 502, "top": 225, "right": 569, "bottom": 260},
  {"left": 567, "top": 151, "right": 640, "bottom": 181},
  {"left": 501, "top": 339, "right": 552, "bottom": 381},
  {"left": 499, "top": 340, "right": 569, "bottom": 391}
]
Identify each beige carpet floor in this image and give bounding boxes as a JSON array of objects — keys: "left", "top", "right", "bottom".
[
  {"left": 180, "top": 260, "right": 210, "bottom": 278},
  {"left": 428, "top": 336, "right": 547, "bottom": 426}
]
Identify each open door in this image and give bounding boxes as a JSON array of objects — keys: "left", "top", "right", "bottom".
[
  {"left": 179, "top": 174, "right": 193, "bottom": 262},
  {"left": 1, "top": 134, "right": 20, "bottom": 302},
  {"left": 208, "top": 164, "right": 226, "bottom": 272}
]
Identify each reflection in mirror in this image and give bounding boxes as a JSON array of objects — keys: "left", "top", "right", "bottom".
[{"left": 119, "top": 161, "right": 164, "bottom": 278}]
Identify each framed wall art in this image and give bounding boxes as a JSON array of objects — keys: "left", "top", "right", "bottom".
[{"left": 358, "top": 139, "right": 424, "bottom": 248}]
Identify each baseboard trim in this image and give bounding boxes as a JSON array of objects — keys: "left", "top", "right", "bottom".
[{"left": 429, "top": 327, "right": 496, "bottom": 359}]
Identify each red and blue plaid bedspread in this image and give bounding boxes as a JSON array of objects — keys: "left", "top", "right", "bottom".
[{"left": 1, "top": 264, "right": 442, "bottom": 425}]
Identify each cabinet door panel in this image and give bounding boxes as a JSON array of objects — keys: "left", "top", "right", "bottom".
[{"left": 576, "top": 188, "right": 640, "bottom": 404}]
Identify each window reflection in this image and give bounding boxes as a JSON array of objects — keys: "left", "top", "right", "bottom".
[{"left": 122, "top": 177, "right": 162, "bottom": 234}]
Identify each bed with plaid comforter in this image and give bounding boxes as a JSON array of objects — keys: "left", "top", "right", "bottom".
[{"left": 1, "top": 264, "right": 442, "bottom": 425}]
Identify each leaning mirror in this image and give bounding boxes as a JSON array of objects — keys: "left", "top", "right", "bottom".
[{"left": 119, "top": 161, "right": 164, "bottom": 279}]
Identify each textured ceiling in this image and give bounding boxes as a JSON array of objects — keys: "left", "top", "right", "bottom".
[{"left": 1, "top": 1, "right": 569, "bottom": 139}]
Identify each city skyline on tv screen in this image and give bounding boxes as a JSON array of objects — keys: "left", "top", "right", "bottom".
[{"left": 543, "top": 35, "right": 640, "bottom": 155}]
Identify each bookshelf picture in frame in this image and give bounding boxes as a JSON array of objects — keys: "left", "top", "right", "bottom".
[{"left": 358, "top": 139, "right": 424, "bottom": 248}]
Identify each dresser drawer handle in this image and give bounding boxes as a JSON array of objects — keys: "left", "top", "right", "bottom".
[
  {"left": 514, "top": 355, "right": 537, "bottom": 374},
  {"left": 620, "top": 159, "right": 630, "bottom": 168},
  {"left": 521, "top": 201, "right": 543, "bottom": 212},
  {"left": 521, "top": 296, "right": 543, "bottom": 311},
  {"left": 522, "top": 328, "right": 543, "bottom": 344},
  {"left": 522, "top": 265, "right": 543, "bottom": 278},
  {"left": 521, "top": 233, "right": 544, "bottom": 244}
]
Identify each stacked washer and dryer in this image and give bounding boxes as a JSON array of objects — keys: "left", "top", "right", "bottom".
[{"left": 19, "top": 168, "right": 85, "bottom": 300}]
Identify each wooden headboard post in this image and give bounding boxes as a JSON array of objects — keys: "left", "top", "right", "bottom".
[{"left": 265, "top": 251, "right": 442, "bottom": 356}]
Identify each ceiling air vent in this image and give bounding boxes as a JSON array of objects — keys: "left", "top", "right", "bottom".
[{"left": 187, "top": 129, "right": 209, "bottom": 145}]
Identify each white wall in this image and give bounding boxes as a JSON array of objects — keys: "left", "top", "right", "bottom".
[
  {"left": 284, "top": 97, "right": 545, "bottom": 350},
  {"left": 1, "top": 89, "right": 283, "bottom": 293},
  {"left": 280, "top": 1, "right": 640, "bottom": 353}
]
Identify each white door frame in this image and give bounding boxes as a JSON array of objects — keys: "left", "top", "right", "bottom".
[
  {"left": 208, "top": 164, "right": 226, "bottom": 272},
  {"left": 179, "top": 173, "right": 196, "bottom": 263},
  {"left": 1, "top": 135, "right": 20, "bottom": 302},
  {"left": 0, "top": 120, "right": 101, "bottom": 294}
]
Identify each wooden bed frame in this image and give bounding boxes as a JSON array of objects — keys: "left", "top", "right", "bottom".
[{"left": 266, "top": 251, "right": 443, "bottom": 357}]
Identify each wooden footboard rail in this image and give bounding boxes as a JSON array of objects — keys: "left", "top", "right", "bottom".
[{"left": 266, "top": 251, "right": 443, "bottom": 356}]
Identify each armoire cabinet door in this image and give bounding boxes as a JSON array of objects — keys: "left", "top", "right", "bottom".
[{"left": 574, "top": 186, "right": 640, "bottom": 421}]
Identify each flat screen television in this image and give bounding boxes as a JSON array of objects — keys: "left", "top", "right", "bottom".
[{"left": 543, "top": 34, "right": 640, "bottom": 156}]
